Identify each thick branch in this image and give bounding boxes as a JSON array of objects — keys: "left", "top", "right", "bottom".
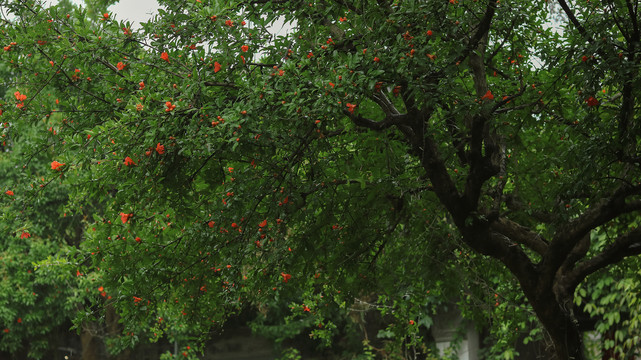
[
  {"left": 420, "top": 133, "right": 464, "bottom": 219},
  {"left": 556, "top": 191, "right": 641, "bottom": 249},
  {"left": 618, "top": 78, "right": 635, "bottom": 150},
  {"left": 203, "top": 81, "right": 239, "bottom": 88},
  {"left": 346, "top": 111, "right": 410, "bottom": 131},
  {"left": 626, "top": 0, "right": 640, "bottom": 40},
  {"left": 371, "top": 91, "right": 401, "bottom": 117},
  {"left": 556, "top": 0, "right": 594, "bottom": 43},
  {"left": 463, "top": 111, "right": 502, "bottom": 209},
  {"left": 564, "top": 227, "right": 641, "bottom": 291},
  {"left": 455, "top": 0, "right": 497, "bottom": 64},
  {"left": 540, "top": 189, "right": 641, "bottom": 287},
  {"left": 490, "top": 217, "right": 549, "bottom": 255},
  {"left": 469, "top": 38, "right": 489, "bottom": 98},
  {"left": 479, "top": 231, "right": 540, "bottom": 293},
  {"left": 460, "top": 4, "right": 500, "bottom": 211},
  {"left": 351, "top": 88, "right": 427, "bottom": 148}
]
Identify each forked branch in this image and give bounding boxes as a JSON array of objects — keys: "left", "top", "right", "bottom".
[
  {"left": 564, "top": 227, "right": 641, "bottom": 291},
  {"left": 490, "top": 217, "right": 549, "bottom": 255}
]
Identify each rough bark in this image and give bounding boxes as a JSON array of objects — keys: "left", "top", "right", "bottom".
[
  {"left": 81, "top": 326, "right": 100, "bottom": 360},
  {"left": 532, "top": 294, "right": 586, "bottom": 360}
]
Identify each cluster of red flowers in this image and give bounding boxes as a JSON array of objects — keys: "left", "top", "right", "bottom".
[
  {"left": 156, "top": 143, "right": 165, "bottom": 154},
  {"left": 585, "top": 96, "right": 599, "bottom": 107},
  {"left": 123, "top": 156, "right": 136, "bottom": 166},
  {"left": 481, "top": 90, "right": 494, "bottom": 101},
  {"left": 14, "top": 91, "right": 27, "bottom": 109},
  {"left": 3, "top": 42, "right": 17, "bottom": 51},
  {"left": 346, "top": 103, "right": 357, "bottom": 113},
  {"left": 120, "top": 212, "right": 133, "bottom": 224},
  {"left": 51, "top": 160, "right": 65, "bottom": 170}
]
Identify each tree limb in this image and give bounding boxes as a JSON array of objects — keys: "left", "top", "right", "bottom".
[
  {"left": 370, "top": 91, "right": 401, "bottom": 117},
  {"left": 420, "top": 132, "right": 464, "bottom": 219},
  {"left": 454, "top": 0, "right": 497, "bottom": 64},
  {"left": 203, "top": 81, "right": 239, "bottom": 88},
  {"left": 563, "top": 227, "right": 641, "bottom": 291},
  {"left": 625, "top": 0, "right": 640, "bottom": 40},
  {"left": 460, "top": 2, "right": 501, "bottom": 211},
  {"left": 557, "top": 190, "right": 641, "bottom": 250},
  {"left": 346, "top": 111, "right": 410, "bottom": 131},
  {"left": 556, "top": 0, "right": 594, "bottom": 43},
  {"left": 541, "top": 188, "right": 641, "bottom": 286},
  {"left": 490, "top": 217, "right": 549, "bottom": 255}
]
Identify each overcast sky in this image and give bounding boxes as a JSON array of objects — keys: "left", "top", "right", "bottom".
[
  {"left": 38, "top": 0, "right": 292, "bottom": 37},
  {"left": 108, "top": 0, "right": 159, "bottom": 26},
  {"left": 41, "top": 0, "right": 160, "bottom": 26}
]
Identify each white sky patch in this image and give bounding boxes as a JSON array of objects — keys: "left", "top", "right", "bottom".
[
  {"left": 109, "top": 0, "right": 160, "bottom": 28},
  {"left": 40, "top": 0, "right": 159, "bottom": 28},
  {"left": 267, "top": 17, "right": 294, "bottom": 38}
]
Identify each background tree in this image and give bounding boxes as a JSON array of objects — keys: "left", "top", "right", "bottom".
[
  {"left": 0, "top": 70, "right": 87, "bottom": 358},
  {"left": 1, "top": 0, "right": 640, "bottom": 359}
]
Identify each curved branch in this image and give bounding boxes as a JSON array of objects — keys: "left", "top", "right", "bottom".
[
  {"left": 454, "top": 0, "right": 497, "bottom": 64},
  {"left": 541, "top": 189, "right": 641, "bottom": 285},
  {"left": 346, "top": 111, "right": 410, "bottom": 131},
  {"left": 490, "top": 217, "right": 549, "bottom": 255},
  {"left": 556, "top": 0, "right": 593, "bottom": 43},
  {"left": 370, "top": 91, "right": 401, "bottom": 116},
  {"left": 420, "top": 133, "right": 464, "bottom": 219},
  {"left": 203, "top": 81, "right": 239, "bottom": 88},
  {"left": 564, "top": 227, "right": 641, "bottom": 291},
  {"left": 556, "top": 191, "right": 641, "bottom": 249}
]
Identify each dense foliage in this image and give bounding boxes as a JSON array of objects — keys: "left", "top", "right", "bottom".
[{"left": 1, "top": 0, "right": 640, "bottom": 359}]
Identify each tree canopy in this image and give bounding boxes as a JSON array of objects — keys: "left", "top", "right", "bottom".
[{"left": 1, "top": 0, "right": 640, "bottom": 359}]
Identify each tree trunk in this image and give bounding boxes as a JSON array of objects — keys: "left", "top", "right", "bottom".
[
  {"left": 81, "top": 325, "right": 100, "bottom": 360},
  {"left": 529, "top": 291, "right": 586, "bottom": 360},
  {"left": 106, "top": 304, "right": 131, "bottom": 360},
  {"left": 545, "top": 314, "right": 585, "bottom": 360}
]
